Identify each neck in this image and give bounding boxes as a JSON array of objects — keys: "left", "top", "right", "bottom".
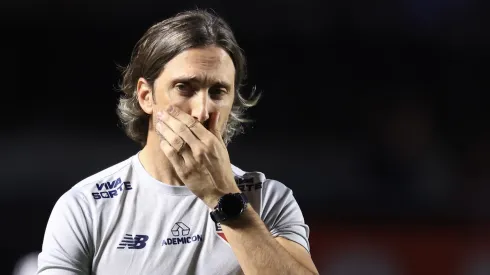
[{"left": 138, "top": 131, "right": 185, "bottom": 186}]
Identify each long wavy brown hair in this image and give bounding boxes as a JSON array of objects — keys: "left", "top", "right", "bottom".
[{"left": 117, "top": 9, "right": 260, "bottom": 146}]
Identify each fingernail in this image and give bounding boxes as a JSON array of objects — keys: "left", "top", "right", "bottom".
[{"left": 156, "top": 111, "right": 163, "bottom": 119}]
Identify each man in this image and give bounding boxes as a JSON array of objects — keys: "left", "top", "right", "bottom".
[{"left": 38, "top": 9, "right": 319, "bottom": 275}]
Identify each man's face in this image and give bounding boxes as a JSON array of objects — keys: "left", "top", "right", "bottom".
[{"left": 142, "top": 46, "right": 236, "bottom": 135}]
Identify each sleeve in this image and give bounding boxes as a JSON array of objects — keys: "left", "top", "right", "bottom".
[
  {"left": 260, "top": 179, "right": 311, "bottom": 253},
  {"left": 37, "top": 190, "right": 94, "bottom": 275}
]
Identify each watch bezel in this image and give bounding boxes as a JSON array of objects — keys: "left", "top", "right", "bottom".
[{"left": 210, "top": 193, "right": 248, "bottom": 223}]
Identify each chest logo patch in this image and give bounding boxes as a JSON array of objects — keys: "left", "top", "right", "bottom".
[{"left": 162, "top": 222, "right": 204, "bottom": 246}]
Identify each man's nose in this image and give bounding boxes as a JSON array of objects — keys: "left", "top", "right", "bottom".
[{"left": 190, "top": 91, "right": 211, "bottom": 122}]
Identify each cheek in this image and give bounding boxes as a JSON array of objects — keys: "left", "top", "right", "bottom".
[
  {"left": 218, "top": 93, "right": 234, "bottom": 111},
  {"left": 155, "top": 91, "right": 192, "bottom": 113},
  {"left": 171, "top": 100, "right": 193, "bottom": 114},
  {"left": 216, "top": 100, "right": 232, "bottom": 118}
]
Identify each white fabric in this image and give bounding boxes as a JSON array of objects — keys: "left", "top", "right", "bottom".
[{"left": 37, "top": 153, "right": 310, "bottom": 275}]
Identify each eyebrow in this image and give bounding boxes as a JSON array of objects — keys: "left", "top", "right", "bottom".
[{"left": 171, "top": 75, "right": 232, "bottom": 91}]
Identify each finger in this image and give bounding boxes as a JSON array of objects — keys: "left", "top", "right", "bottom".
[
  {"left": 162, "top": 105, "right": 211, "bottom": 141},
  {"left": 156, "top": 122, "right": 196, "bottom": 165},
  {"left": 179, "top": 143, "right": 198, "bottom": 167},
  {"left": 159, "top": 136, "right": 184, "bottom": 168},
  {"left": 165, "top": 105, "right": 197, "bottom": 128},
  {"left": 156, "top": 122, "right": 185, "bottom": 152},
  {"left": 157, "top": 107, "right": 204, "bottom": 148}
]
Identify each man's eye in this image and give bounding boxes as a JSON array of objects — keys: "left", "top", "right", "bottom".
[
  {"left": 209, "top": 88, "right": 226, "bottom": 99},
  {"left": 176, "top": 83, "right": 193, "bottom": 95}
]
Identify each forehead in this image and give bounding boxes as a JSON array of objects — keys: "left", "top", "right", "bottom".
[{"left": 163, "top": 46, "right": 235, "bottom": 86}]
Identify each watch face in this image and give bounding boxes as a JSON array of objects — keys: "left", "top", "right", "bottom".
[{"left": 220, "top": 194, "right": 244, "bottom": 217}]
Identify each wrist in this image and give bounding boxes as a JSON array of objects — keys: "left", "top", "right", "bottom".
[
  {"left": 203, "top": 186, "right": 241, "bottom": 209},
  {"left": 219, "top": 203, "right": 254, "bottom": 227}
]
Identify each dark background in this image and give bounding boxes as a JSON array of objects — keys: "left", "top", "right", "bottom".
[{"left": 2, "top": 0, "right": 490, "bottom": 274}]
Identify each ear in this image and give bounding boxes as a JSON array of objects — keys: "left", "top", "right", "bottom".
[{"left": 137, "top": 77, "right": 153, "bottom": 115}]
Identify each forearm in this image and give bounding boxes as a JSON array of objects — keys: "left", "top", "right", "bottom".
[{"left": 220, "top": 206, "right": 317, "bottom": 275}]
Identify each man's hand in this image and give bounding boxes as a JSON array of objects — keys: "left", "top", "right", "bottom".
[
  {"left": 156, "top": 105, "right": 319, "bottom": 275},
  {"left": 156, "top": 105, "right": 240, "bottom": 208}
]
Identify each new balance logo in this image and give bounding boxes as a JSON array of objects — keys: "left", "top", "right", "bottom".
[{"left": 117, "top": 234, "right": 149, "bottom": 249}]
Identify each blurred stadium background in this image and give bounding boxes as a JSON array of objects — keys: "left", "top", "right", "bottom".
[{"left": 2, "top": 0, "right": 489, "bottom": 274}]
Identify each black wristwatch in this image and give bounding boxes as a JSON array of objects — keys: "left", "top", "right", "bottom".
[{"left": 210, "top": 193, "right": 248, "bottom": 223}]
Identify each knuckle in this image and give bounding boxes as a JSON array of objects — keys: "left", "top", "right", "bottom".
[
  {"left": 169, "top": 136, "right": 182, "bottom": 146},
  {"left": 180, "top": 167, "right": 193, "bottom": 179},
  {"left": 170, "top": 107, "right": 180, "bottom": 117},
  {"left": 194, "top": 149, "right": 206, "bottom": 162},
  {"left": 186, "top": 117, "right": 198, "bottom": 128},
  {"left": 176, "top": 124, "right": 187, "bottom": 134},
  {"left": 201, "top": 146, "right": 211, "bottom": 155}
]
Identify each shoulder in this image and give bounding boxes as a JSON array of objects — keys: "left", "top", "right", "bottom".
[
  {"left": 231, "top": 164, "right": 309, "bottom": 248},
  {"left": 72, "top": 155, "right": 134, "bottom": 191},
  {"left": 58, "top": 155, "right": 135, "bottom": 207}
]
